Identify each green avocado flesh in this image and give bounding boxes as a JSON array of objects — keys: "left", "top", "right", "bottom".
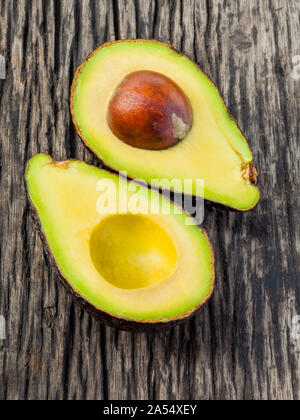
[
  {"left": 71, "top": 40, "right": 259, "bottom": 210},
  {"left": 26, "top": 153, "right": 214, "bottom": 323}
]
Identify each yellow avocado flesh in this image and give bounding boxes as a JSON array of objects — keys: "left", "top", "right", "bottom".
[
  {"left": 26, "top": 154, "right": 214, "bottom": 322},
  {"left": 72, "top": 40, "right": 259, "bottom": 210},
  {"left": 90, "top": 214, "right": 178, "bottom": 290}
]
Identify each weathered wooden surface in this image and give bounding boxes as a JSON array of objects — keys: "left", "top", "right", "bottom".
[{"left": 0, "top": 0, "right": 299, "bottom": 400}]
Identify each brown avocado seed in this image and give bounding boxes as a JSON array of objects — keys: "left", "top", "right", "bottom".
[{"left": 107, "top": 70, "right": 193, "bottom": 150}]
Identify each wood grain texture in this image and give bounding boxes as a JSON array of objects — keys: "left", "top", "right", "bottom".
[{"left": 0, "top": 0, "right": 299, "bottom": 400}]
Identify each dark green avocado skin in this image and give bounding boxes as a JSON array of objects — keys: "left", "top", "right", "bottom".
[{"left": 28, "top": 199, "right": 208, "bottom": 332}]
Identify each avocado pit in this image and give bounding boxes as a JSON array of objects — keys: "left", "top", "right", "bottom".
[{"left": 107, "top": 70, "right": 193, "bottom": 150}]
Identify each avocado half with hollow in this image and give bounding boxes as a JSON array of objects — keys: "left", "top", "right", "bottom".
[
  {"left": 26, "top": 153, "right": 214, "bottom": 331},
  {"left": 71, "top": 40, "right": 259, "bottom": 211}
]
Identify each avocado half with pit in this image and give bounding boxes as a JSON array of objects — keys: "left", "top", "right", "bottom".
[
  {"left": 26, "top": 153, "right": 214, "bottom": 331},
  {"left": 71, "top": 40, "right": 259, "bottom": 211}
]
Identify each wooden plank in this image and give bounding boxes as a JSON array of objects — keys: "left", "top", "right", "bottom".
[{"left": 0, "top": 0, "right": 299, "bottom": 400}]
